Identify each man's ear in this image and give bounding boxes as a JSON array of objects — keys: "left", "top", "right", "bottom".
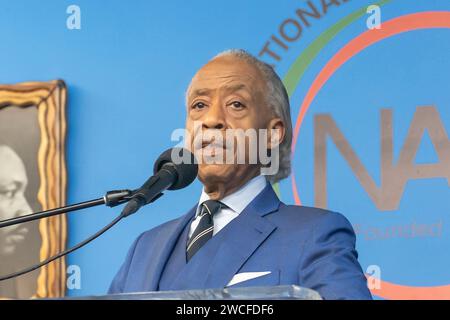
[{"left": 266, "top": 117, "right": 285, "bottom": 149}]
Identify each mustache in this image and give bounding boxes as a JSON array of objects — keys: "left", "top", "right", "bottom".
[
  {"left": 200, "top": 140, "right": 226, "bottom": 149},
  {"left": 192, "top": 132, "right": 229, "bottom": 150},
  {"left": 3, "top": 225, "right": 28, "bottom": 237}
]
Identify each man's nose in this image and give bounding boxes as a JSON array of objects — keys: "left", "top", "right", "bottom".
[
  {"left": 202, "top": 102, "right": 225, "bottom": 130},
  {"left": 13, "top": 194, "right": 32, "bottom": 218}
]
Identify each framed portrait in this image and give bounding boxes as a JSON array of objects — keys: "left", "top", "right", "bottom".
[{"left": 0, "top": 80, "right": 67, "bottom": 299}]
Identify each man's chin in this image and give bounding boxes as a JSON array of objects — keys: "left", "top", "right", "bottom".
[
  {"left": 0, "top": 244, "right": 17, "bottom": 256},
  {"left": 198, "top": 164, "right": 234, "bottom": 184}
]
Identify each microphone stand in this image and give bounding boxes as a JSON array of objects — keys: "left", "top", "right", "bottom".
[
  {"left": 0, "top": 147, "right": 196, "bottom": 282},
  {"left": 0, "top": 189, "right": 137, "bottom": 282},
  {"left": 0, "top": 189, "right": 133, "bottom": 229}
]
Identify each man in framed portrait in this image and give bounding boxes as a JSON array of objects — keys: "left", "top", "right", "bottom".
[
  {"left": 0, "top": 106, "right": 43, "bottom": 298},
  {"left": 0, "top": 145, "right": 32, "bottom": 255},
  {"left": 0, "top": 81, "right": 67, "bottom": 299}
]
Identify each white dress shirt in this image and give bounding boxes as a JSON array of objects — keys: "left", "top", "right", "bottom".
[{"left": 188, "top": 175, "right": 267, "bottom": 238}]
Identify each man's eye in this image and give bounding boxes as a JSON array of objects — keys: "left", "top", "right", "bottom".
[
  {"left": 230, "top": 101, "right": 245, "bottom": 110},
  {"left": 192, "top": 102, "right": 207, "bottom": 110},
  {"left": 0, "top": 190, "right": 15, "bottom": 199}
]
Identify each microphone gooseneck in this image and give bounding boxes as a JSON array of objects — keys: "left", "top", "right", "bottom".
[
  {"left": 121, "top": 147, "right": 198, "bottom": 217},
  {"left": 0, "top": 147, "right": 198, "bottom": 282}
]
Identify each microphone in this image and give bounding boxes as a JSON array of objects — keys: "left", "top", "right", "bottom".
[
  {"left": 0, "top": 147, "right": 197, "bottom": 282},
  {"left": 121, "top": 147, "right": 198, "bottom": 217}
]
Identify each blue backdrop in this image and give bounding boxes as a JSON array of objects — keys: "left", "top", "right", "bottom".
[{"left": 1, "top": 0, "right": 449, "bottom": 299}]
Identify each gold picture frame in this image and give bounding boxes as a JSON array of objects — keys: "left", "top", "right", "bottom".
[{"left": 0, "top": 80, "right": 67, "bottom": 298}]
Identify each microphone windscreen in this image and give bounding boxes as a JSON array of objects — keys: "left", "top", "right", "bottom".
[{"left": 153, "top": 147, "right": 198, "bottom": 190}]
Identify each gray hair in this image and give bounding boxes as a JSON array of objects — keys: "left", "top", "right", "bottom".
[{"left": 186, "top": 49, "right": 293, "bottom": 183}]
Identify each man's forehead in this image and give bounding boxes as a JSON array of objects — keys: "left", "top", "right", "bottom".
[
  {"left": 0, "top": 147, "right": 27, "bottom": 182},
  {"left": 189, "top": 59, "right": 264, "bottom": 96},
  {"left": 196, "top": 57, "right": 259, "bottom": 78},
  {"left": 190, "top": 81, "right": 252, "bottom": 95}
]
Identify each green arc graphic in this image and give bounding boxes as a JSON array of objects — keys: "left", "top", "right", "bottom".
[{"left": 272, "top": 0, "right": 392, "bottom": 197}]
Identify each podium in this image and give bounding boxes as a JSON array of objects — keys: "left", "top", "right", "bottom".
[{"left": 72, "top": 285, "right": 322, "bottom": 300}]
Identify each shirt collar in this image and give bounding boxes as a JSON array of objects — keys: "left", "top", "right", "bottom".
[{"left": 196, "top": 175, "right": 268, "bottom": 216}]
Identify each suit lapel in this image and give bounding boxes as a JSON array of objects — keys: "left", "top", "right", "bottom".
[
  {"left": 142, "top": 206, "right": 195, "bottom": 291},
  {"left": 168, "top": 184, "right": 280, "bottom": 290},
  {"left": 204, "top": 184, "right": 280, "bottom": 288}
]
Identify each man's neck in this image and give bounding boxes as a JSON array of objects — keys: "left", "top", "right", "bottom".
[{"left": 203, "top": 169, "right": 260, "bottom": 200}]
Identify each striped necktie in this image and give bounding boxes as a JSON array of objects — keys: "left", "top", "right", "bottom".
[{"left": 186, "top": 200, "right": 223, "bottom": 261}]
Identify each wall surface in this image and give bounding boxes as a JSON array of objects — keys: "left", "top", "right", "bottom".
[{"left": 0, "top": 0, "right": 449, "bottom": 299}]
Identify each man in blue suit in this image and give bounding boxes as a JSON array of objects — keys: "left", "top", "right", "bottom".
[{"left": 109, "top": 49, "right": 372, "bottom": 300}]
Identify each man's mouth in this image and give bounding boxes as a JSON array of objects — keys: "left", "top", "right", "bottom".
[
  {"left": 202, "top": 140, "right": 224, "bottom": 149},
  {"left": 4, "top": 227, "right": 28, "bottom": 245},
  {"left": 201, "top": 140, "right": 211, "bottom": 149},
  {"left": 194, "top": 138, "right": 227, "bottom": 150}
]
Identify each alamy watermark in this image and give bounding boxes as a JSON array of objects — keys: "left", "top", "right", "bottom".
[
  {"left": 66, "top": 264, "right": 81, "bottom": 290},
  {"left": 366, "top": 5, "right": 381, "bottom": 30},
  {"left": 171, "top": 121, "right": 281, "bottom": 177},
  {"left": 66, "top": 5, "right": 81, "bottom": 30}
]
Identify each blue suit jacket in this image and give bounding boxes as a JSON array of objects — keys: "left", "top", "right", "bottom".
[{"left": 109, "top": 184, "right": 372, "bottom": 300}]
